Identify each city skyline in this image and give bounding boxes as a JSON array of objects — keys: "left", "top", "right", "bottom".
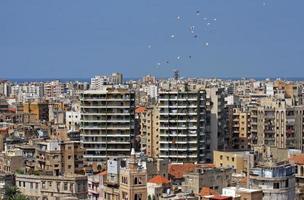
[{"left": 1, "top": 0, "right": 304, "bottom": 78}]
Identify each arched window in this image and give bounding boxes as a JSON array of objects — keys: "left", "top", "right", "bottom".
[{"left": 134, "top": 193, "right": 142, "bottom": 200}]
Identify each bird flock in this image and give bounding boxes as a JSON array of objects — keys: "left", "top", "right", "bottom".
[
  {"left": 148, "top": 9, "right": 217, "bottom": 70},
  {"left": 146, "top": 1, "right": 269, "bottom": 71}
]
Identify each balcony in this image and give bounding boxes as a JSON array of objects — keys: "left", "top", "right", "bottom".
[{"left": 81, "top": 126, "right": 133, "bottom": 130}]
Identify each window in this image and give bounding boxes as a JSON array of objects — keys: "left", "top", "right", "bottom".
[
  {"left": 57, "top": 182, "right": 61, "bottom": 192},
  {"left": 122, "top": 176, "right": 128, "bottom": 184},
  {"left": 220, "top": 155, "right": 223, "bottom": 160},
  {"left": 42, "top": 181, "right": 46, "bottom": 189},
  {"left": 49, "top": 181, "right": 52, "bottom": 187},
  {"left": 232, "top": 157, "right": 235, "bottom": 162},
  {"left": 70, "top": 183, "right": 74, "bottom": 192},
  {"left": 134, "top": 193, "right": 142, "bottom": 200},
  {"left": 77, "top": 183, "right": 82, "bottom": 192},
  {"left": 274, "top": 182, "right": 280, "bottom": 189},
  {"left": 68, "top": 155, "right": 72, "bottom": 159},
  {"left": 30, "top": 182, "right": 33, "bottom": 189},
  {"left": 64, "top": 182, "right": 68, "bottom": 191}
]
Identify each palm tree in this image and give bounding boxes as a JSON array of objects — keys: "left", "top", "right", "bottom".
[
  {"left": 9, "top": 194, "right": 29, "bottom": 200},
  {"left": 4, "top": 186, "right": 29, "bottom": 200},
  {"left": 4, "top": 186, "right": 20, "bottom": 199}
]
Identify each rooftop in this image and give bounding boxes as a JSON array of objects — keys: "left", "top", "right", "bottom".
[
  {"left": 168, "top": 163, "right": 196, "bottom": 179},
  {"left": 289, "top": 154, "right": 304, "bottom": 165},
  {"left": 199, "top": 187, "right": 219, "bottom": 197},
  {"left": 148, "top": 175, "right": 170, "bottom": 185}
]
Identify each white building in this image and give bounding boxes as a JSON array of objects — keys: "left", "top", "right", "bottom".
[
  {"left": 66, "top": 111, "right": 81, "bottom": 131},
  {"left": 158, "top": 90, "right": 208, "bottom": 163},
  {"left": 266, "top": 82, "right": 274, "bottom": 96},
  {"left": 144, "top": 85, "right": 158, "bottom": 99},
  {"left": 80, "top": 86, "right": 135, "bottom": 164},
  {"left": 90, "top": 73, "right": 123, "bottom": 90},
  {"left": 10, "top": 84, "right": 43, "bottom": 102}
]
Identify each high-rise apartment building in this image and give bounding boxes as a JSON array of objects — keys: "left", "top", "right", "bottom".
[
  {"left": 110, "top": 72, "right": 123, "bottom": 85},
  {"left": 43, "top": 80, "right": 64, "bottom": 98},
  {"left": 206, "top": 88, "right": 227, "bottom": 152},
  {"left": 90, "top": 73, "right": 123, "bottom": 90},
  {"left": 227, "top": 106, "right": 251, "bottom": 150},
  {"left": 256, "top": 100, "right": 304, "bottom": 149},
  {"left": 80, "top": 86, "right": 135, "bottom": 164},
  {"left": 139, "top": 106, "right": 159, "bottom": 159},
  {"left": 157, "top": 90, "right": 208, "bottom": 163},
  {"left": 0, "top": 80, "right": 11, "bottom": 97}
]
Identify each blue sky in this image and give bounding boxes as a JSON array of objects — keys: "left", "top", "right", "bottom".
[{"left": 0, "top": 0, "right": 303, "bottom": 78}]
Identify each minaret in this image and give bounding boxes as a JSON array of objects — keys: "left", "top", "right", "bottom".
[
  {"left": 128, "top": 148, "right": 137, "bottom": 170},
  {"left": 119, "top": 148, "right": 147, "bottom": 200}
]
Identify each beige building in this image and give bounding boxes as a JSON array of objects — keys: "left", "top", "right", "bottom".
[
  {"left": 35, "top": 140, "right": 84, "bottom": 176},
  {"left": 103, "top": 150, "right": 147, "bottom": 200},
  {"left": 16, "top": 173, "right": 87, "bottom": 200},
  {"left": 256, "top": 99, "right": 304, "bottom": 149},
  {"left": 182, "top": 167, "right": 233, "bottom": 195},
  {"left": 119, "top": 149, "right": 147, "bottom": 200},
  {"left": 222, "top": 187, "right": 263, "bottom": 200},
  {"left": 138, "top": 106, "right": 160, "bottom": 159},
  {"left": 23, "top": 101, "right": 49, "bottom": 122},
  {"left": 227, "top": 107, "right": 251, "bottom": 150},
  {"left": 0, "top": 148, "right": 24, "bottom": 173},
  {"left": 213, "top": 151, "right": 249, "bottom": 173}
]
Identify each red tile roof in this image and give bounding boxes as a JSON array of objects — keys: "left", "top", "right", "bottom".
[
  {"left": 148, "top": 175, "right": 170, "bottom": 184},
  {"left": 135, "top": 106, "right": 146, "bottom": 113},
  {"left": 199, "top": 187, "right": 219, "bottom": 197},
  {"left": 99, "top": 170, "right": 107, "bottom": 176},
  {"left": 168, "top": 163, "right": 196, "bottom": 179},
  {"left": 210, "top": 196, "right": 232, "bottom": 200},
  {"left": 289, "top": 154, "right": 304, "bottom": 165},
  {"left": 8, "top": 108, "right": 16, "bottom": 113}
]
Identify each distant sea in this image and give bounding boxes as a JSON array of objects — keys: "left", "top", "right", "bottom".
[{"left": 6, "top": 77, "right": 304, "bottom": 83}]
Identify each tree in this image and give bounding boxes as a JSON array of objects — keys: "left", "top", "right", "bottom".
[
  {"left": 4, "top": 186, "right": 29, "bottom": 200},
  {"left": 4, "top": 186, "right": 19, "bottom": 199},
  {"left": 10, "top": 194, "right": 29, "bottom": 200}
]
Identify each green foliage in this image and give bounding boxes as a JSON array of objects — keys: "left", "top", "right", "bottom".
[
  {"left": 15, "top": 169, "right": 24, "bottom": 175},
  {"left": 4, "top": 186, "right": 29, "bottom": 200},
  {"left": 32, "top": 171, "right": 41, "bottom": 176}
]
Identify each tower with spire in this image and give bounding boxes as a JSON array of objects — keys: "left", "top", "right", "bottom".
[{"left": 119, "top": 148, "right": 147, "bottom": 200}]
